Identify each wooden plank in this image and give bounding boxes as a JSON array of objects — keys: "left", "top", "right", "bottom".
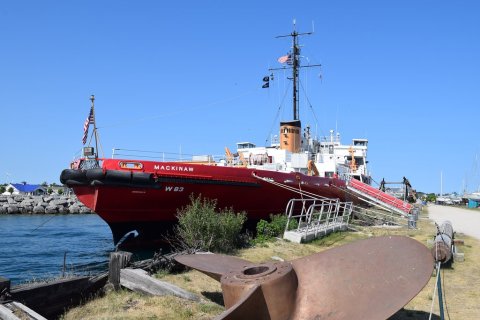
[
  {"left": 11, "top": 276, "right": 91, "bottom": 319},
  {"left": 0, "top": 276, "right": 10, "bottom": 297},
  {"left": 8, "top": 301, "right": 47, "bottom": 320},
  {"left": 0, "top": 304, "right": 20, "bottom": 320},
  {"left": 108, "top": 251, "right": 132, "bottom": 290},
  {"left": 120, "top": 268, "right": 199, "bottom": 301}
]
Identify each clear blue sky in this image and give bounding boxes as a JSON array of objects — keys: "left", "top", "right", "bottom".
[{"left": 1, "top": 1, "right": 479, "bottom": 194}]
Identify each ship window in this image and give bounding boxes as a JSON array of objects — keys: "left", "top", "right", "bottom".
[
  {"left": 353, "top": 140, "right": 367, "bottom": 146},
  {"left": 119, "top": 161, "right": 143, "bottom": 170},
  {"left": 237, "top": 142, "right": 256, "bottom": 149}
]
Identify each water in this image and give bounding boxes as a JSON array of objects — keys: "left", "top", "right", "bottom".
[{"left": 0, "top": 214, "right": 114, "bottom": 285}]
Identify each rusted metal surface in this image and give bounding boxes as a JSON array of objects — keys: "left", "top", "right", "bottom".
[
  {"left": 291, "top": 235, "right": 434, "bottom": 320},
  {"left": 431, "top": 220, "right": 454, "bottom": 263},
  {"left": 175, "top": 254, "right": 253, "bottom": 281},
  {"left": 175, "top": 236, "right": 434, "bottom": 320}
]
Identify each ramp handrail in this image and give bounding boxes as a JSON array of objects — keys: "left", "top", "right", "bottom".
[
  {"left": 285, "top": 198, "right": 353, "bottom": 237},
  {"left": 348, "top": 179, "right": 412, "bottom": 213}
]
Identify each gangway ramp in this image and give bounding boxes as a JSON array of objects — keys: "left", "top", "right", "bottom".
[
  {"left": 283, "top": 198, "right": 353, "bottom": 243},
  {"left": 347, "top": 178, "right": 412, "bottom": 216}
]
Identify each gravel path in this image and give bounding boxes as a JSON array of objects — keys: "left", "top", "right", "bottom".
[{"left": 428, "top": 204, "right": 480, "bottom": 240}]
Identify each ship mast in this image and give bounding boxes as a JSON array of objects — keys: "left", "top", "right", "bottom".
[
  {"left": 291, "top": 29, "right": 300, "bottom": 120},
  {"left": 270, "top": 23, "right": 321, "bottom": 121}
]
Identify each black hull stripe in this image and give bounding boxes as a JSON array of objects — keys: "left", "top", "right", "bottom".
[
  {"left": 156, "top": 176, "right": 260, "bottom": 188},
  {"left": 67, "top": 175, "right": 260, "bottom": 188}
]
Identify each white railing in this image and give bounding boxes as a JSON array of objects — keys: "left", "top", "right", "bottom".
[
  {"left": 110, "top": 148, "right": 225, "bottom": 164},
  {"left": 284, "top": 198, "right": 353, "bottom": 242}
]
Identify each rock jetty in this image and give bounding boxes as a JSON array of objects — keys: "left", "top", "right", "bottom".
[{"left": 0, "top": 194, "right": 92, "bottom": 214}]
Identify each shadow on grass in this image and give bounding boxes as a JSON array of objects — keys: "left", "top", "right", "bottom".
[
  {"left": 197, "top": 294, "right": 441, "bottom": 320},
  {"left": 201, "top": 291, "right": 224, "bottom": 306},
  {"left": 389, "top": 308, "right": 440, "bottom": 319}
]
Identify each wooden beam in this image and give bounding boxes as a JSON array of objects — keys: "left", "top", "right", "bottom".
[
  {"left": 120, "top": 268, "right": 199, "bottom": 301},
  {"left": 0, "top": 301, "right": 48, "bottom": 320},
  {"left": 108, "top": 251, "right": 132, "bottom": 290},
  {"left": 0, "top": 276, "right": 10, "bottom": 298},
  {"left": 11, "top": 276, "right": 93, "bottom": 319},
  {"left": 0, "top": 304, "right": 20, "bottom": 320}
]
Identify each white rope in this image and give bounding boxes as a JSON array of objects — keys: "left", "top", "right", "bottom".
[
  {"left": 428, "top": 261, "right": 442, "bottom": 320},
  {"left": 252, "top": 173, "right": 327, "bottom": 199},
  {"left": 97, "top": 89, "right": 257, "bottom": 130}
]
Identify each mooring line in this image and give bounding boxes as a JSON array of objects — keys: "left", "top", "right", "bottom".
[
  {"left": 428, "top": 262, "right": 442, "bottom": 319},
  {"left": 29, "top": 215, "right": 57, "bottom": 233}
]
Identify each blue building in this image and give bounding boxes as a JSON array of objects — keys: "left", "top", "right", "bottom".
[
  {"left": 4, "top": 183, "right": 47, "bottom": 195},
  {"left": 468, "top": 199, "right": 479, "bottom": 208}
]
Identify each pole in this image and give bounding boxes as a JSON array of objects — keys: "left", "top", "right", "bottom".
[
  {"left": 440, "top": 171, "right": 443, "bottom": 197},
  {"left": 437, "top": 269, "right": 445, "bottom": 320},
  {"left": 292, "top": 31, "right": 299, "bottom": 120},
  {"left": 90, "top": 95, "right": 99, "bottom": 160},
  {"left": 270, "top": 26, "right": 319, "bottom": 122}
]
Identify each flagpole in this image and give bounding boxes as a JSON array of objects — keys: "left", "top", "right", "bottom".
[{"left": 90, "top": 95, "right": 99, "bottom": 160}]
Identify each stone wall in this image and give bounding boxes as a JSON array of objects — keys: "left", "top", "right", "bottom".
[{"left": 0, "top": 194, "right": 93, "bottom": 214}]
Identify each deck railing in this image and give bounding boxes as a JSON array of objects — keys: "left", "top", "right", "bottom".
[
  {"left": 110, "top": 148, "right": 224, "bottom": 164},
  {"left": 284, "top": 198, "right": 353, "bottom": 242}
]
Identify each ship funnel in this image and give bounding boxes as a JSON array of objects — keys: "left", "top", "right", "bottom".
[{"left": 280, "top": 120, "right": 301, "bottom": 153}]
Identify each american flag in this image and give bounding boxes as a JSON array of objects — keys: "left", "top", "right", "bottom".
[
  {"left": 82, "top": 106, "right": 95, "bottom": 145},
  {"left": 277, "top": 54, "right": 292, "bottom": 64}
]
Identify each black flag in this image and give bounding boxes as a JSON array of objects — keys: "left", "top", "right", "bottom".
[{"left": 262, "top": 75, "right": 269, "bottom": 88}]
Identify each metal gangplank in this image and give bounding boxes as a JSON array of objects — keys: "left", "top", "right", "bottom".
[
  {"left": 283, "top": 198, "right": 353, "bottom": 243},
  {"left": 347, "top": 178, "right": 412, "bottom": 217}
]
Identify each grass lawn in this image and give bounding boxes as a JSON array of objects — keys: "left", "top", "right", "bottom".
[{"left": 62, "top": 207, "right": 480, "bottom": 319}]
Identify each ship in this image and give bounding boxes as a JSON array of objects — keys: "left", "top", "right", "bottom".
[{"left": 60, "top": 27, "right": 375, "bottom": 248}]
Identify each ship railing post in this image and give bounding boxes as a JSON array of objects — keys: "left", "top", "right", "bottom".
[
  {"left": 320, "top": 206, "right": 324, "bottom": 235},
  {"left": 334, "top": 199, "right": 340, "bottom": 230},
  {"left": 321, "top": 201, "right": 328, "bottom": 223},
  {"left": 312, "top": 205, "right": 316, "bottom": 237},
  {"left": 285, "top": 199, "right": 294, "bottom": 232},
  {"left": 304, "top": 204, "right": 312, "bottom": 236},
  {"left": 347, "top": 202, "right": 353, "bottom": 224},
  {"left": 332, "top": 201, "right": 338, "bottom": 231},
  {"left": 325, "top": 204, "right": 331, "bottom": 236}
]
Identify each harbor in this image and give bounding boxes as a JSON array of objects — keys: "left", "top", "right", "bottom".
[
  {"left": 0, "top": 214, "right": 112, "bottom": 284},
  {"left": 2, "top": 1, "right": 480, "bottom": 319},
  {"left": 1, "top": 204, "right": 480, "bottom": 319}
]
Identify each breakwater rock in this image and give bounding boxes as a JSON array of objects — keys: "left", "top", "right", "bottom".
[{"left": 0, "top": 194, "right": 93, "bottom": 214}]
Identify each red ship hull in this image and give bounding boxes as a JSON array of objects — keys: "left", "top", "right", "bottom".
[{"left": 61, "top": 159, "right": 353, "bottom": 248}]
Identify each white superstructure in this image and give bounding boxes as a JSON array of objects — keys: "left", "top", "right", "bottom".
[{"left": 228, "top": 127, "right": 370, "bottom": 184}]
